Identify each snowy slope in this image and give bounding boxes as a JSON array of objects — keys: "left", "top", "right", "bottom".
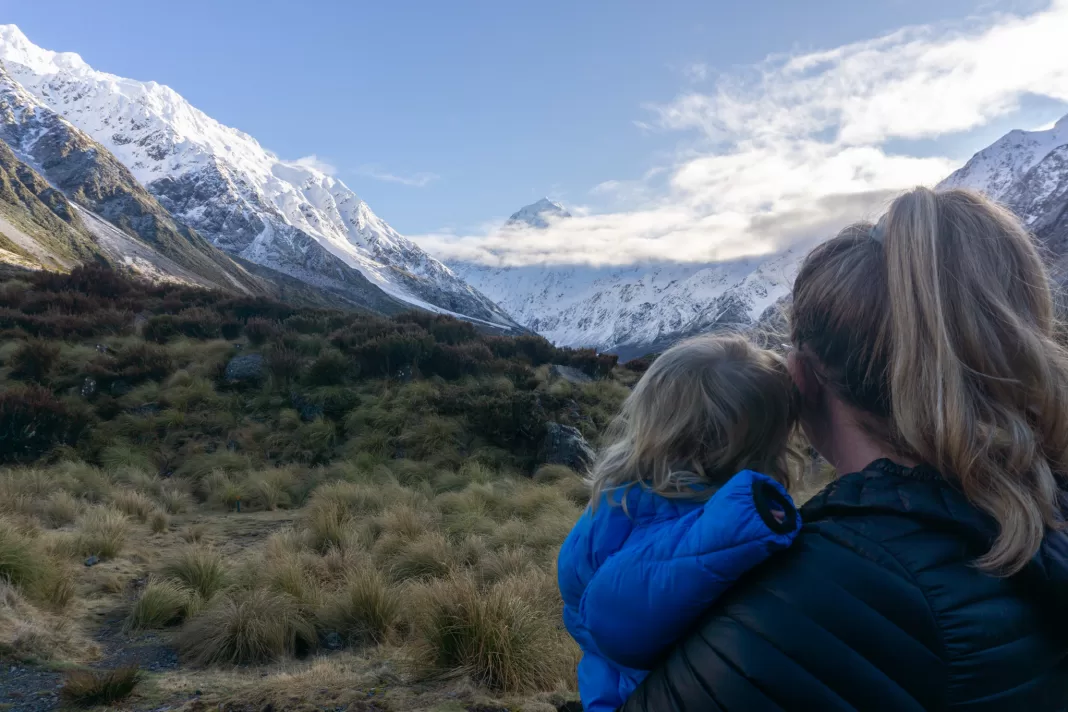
[
  {"left": 451, "top": 200, "right": 799, "bottom": 352},
  {"left": 941, "top": 113, "right": 1068, "bottom": 265},
  {"left": 0, "top": 24, "right": 518, "bottom": 329}
]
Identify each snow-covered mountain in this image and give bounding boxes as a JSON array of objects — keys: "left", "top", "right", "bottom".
[
  {"left": 0, "top": 24, "right": 519, "bottom": 329},
  {"left": 451, "top": 199, "right": 799, "bottom": 356},
  {"left": 941, "top": 114, "right": 1068, "bottom": 267}
]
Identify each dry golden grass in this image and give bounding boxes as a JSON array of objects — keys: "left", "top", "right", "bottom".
[
  {"left": 162, "top": 545, "right": 228, "bottom": 600},
  {"left": 317, "top": 569, "right": 400, "bottom": 646},
  {"left": 75, "top": 506, "right": 130, "bottom": 559},
  {"left": 126, "top": 580, "right": 194, "bottom": 631},
  {"left": 410, "top": 573, "right": 577, "bottom": 694},
  {"left": 179, "top": 589, "right": 317, "bottom": 665},
  {"left": 61, "top": 665, "right": 141, "bottom": 706}
]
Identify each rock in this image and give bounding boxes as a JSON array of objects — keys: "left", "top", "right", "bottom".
[
  {"left": 550, "top": 364, "right": 593, "bottom": 385},
  {"left": 83, "top": 555, "right": 99, "bottom": 567},
  {"left": 95, "top": 343, "right": 112, "bottom": 355},
  {"left": 223, "top": 353, "right": 266, "bottom": 385},
  {"left": 538, "top": 422, "right": 595, "bottom": 473},
  {"left": 226, "top": 439, "right": 240, "bottom": 452},
  {"left": 130, "top": 402, "right": 161, "bottom": 416},
  {"left": 80, "top": 376, "right": 97, "bottom": 398},
  {"left": 322, "top": 631, "right": 343, "bottom": 651},
  {"left": 291, "top": 392, "right": 324, "bottom": 422}
]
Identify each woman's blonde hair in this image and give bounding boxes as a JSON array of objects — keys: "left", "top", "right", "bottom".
[
  {"left": 589, "top": 334, "right": 799, "bottom": 507},
  {"left": 792, "top": 186, "right": 1068, "bottom": 574}
]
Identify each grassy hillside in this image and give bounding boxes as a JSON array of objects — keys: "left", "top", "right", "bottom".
[{"left": 0, "top": 266, "right": 635, "bottom": 711}]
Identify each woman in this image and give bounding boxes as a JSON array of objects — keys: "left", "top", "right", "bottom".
[{"left": 621, "top": 187, "right": 1068, "bottom": 711}]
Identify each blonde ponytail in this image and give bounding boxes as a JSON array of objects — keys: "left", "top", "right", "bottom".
[{"left": 793, "top": 187, "right": 1068, "bottom": 574}]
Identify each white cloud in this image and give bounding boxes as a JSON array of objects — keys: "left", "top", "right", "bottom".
[
  {"left": 290, "top": 154, "right": 337, "bottom": 176},
  {"left": 415, "top": 0, "right": 1068, "bottom": 267},
  {"left": 682, "top": 62, "right": 709, "bottom": 82},
  {"left": 357, "top": 165, "right": 439, "bottom": 187}
]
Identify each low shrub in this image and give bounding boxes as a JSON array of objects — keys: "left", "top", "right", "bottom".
[
  {"left": 61, "top": 665, "right": 141, "bottom": 707},
  {"left": 244, "top": 318, "right": 279, "bottom": 346},
  {"left": 0, "top": 386, "right": 89, "bottom": 464},
  {"left": 179, "top": 589, "right": 317, "bottom": 665},
  {"left": 8, "top": 338, "right": 60, "bottom": 383}
]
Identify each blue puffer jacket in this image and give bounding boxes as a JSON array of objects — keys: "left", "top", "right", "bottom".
[{"left": 557, "top": 470, "right": 800, "bottom": 712}]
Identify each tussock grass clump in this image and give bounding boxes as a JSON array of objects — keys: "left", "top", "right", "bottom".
[
  {"left": 99, "top": 443, "right": 155, "bottom": 472},
  {"left": 0, "top": 581, "right": 97, "bottom": 662},
  {"left": 386, "top": 533, "right": 456, "bottom": 583},
  {"left": 42, "top": 490, "right": 81, "bottom": 528},
  {"left": 61, "top": 665, "right": 141, "bottom": 707},
  {"left": 412, "top": 574, "right": 575, "bottom": 693},
  {"left": 158, "top": 486, "right": 193, "bottom": 514},
  {"left": 75, "top": 506, "right": 129, "bottom": 559},
  {"left": 318, "top": 569, "right": 399, "bottom": 646},
  {"left": 247, "top": 467, "right": 297, "bottom": 511},
  {"left": 261, "top": 554, "right": 322, "bottom": 609},
  {"left": 179, "top": 590, "right": 317, "bottom": 665},
  {"left": 162, "top": 546, "right": 228, "bottom": 600},
  {"left": 0, "top": 519, "right": 39, "bottom": 588},
  {"left": 126, "top": 580, "right": 194, "bottom": 630},
  {"left": 150, "top": 509, "right": 170, "bottom": 534},
  {"left": 111, "top": 490, "right": 156, "bottom": 523}
]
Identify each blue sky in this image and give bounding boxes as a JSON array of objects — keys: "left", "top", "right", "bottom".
[
  {"left": 2, "top": 0, "right": 1067, "bottom": 266},
  {"left": 1, "top": 0, "right": 1057, "bottom": 233}
]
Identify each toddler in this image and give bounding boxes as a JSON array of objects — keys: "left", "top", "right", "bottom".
[{"left": 557, "top": 334, "right": 802, "bottom": 712}]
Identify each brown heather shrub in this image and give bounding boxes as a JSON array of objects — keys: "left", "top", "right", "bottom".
[
  {"left": 179, "top": 589, "right": 317, "bottom": 665},
  {"left": 244, "top": 317, "right": 279, "bottom": 346},
  {"left": 61, "top": 665, "right": 141, "bottom": 707},
  {"left": 0, "top": 386, "right": 89, "bottom": 464},
  {"left": 9, "top": 338, "right": 60, "bottom": 383}
]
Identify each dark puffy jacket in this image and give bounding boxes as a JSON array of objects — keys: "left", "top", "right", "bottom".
[{"left": 621, "top": 460, "right": 1068, "bottom": 711}]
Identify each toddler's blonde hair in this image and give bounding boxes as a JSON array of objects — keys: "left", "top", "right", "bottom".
[{"left": 589, "top": 334, "right": 799, "bottom": 507}]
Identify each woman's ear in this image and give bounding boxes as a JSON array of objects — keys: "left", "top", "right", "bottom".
[{"left": 787, "top": 350, "right": 813, "bottom": 399}]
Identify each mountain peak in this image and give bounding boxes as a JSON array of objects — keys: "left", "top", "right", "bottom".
[
  {"left": 0, "top": 24, "right": 88, "bottom": 76},
  {"left": 505, "top": 198, "right": 571, "bottom": 230}
]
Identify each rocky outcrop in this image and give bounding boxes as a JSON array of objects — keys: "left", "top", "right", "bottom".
[
  {"left": 538, "top": 423, "right": 595, "bottom": 473},
  {"left": 223, "top": 354, "right": 266, "bottom": 386}
]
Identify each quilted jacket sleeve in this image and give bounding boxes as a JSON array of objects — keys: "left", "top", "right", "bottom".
[
  {"left": 581, "top": 471, "right": 799, "bottom": 671},
  {"left": 619, "top": 521, "right": 947, "bottom": 712}
]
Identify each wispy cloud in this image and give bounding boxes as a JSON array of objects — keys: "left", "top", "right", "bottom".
[
  {"left": 682, "top": 62, "right": 710, "bottom": 83},
  {"left": 290, "top": 154, "right": 337, "bottom": 176},
  {"left": 357, "top": 165, "right": 439, "bottom": 187},
  {"left": 415, "top": 0, "right": 1068, "bottom": 267}
]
